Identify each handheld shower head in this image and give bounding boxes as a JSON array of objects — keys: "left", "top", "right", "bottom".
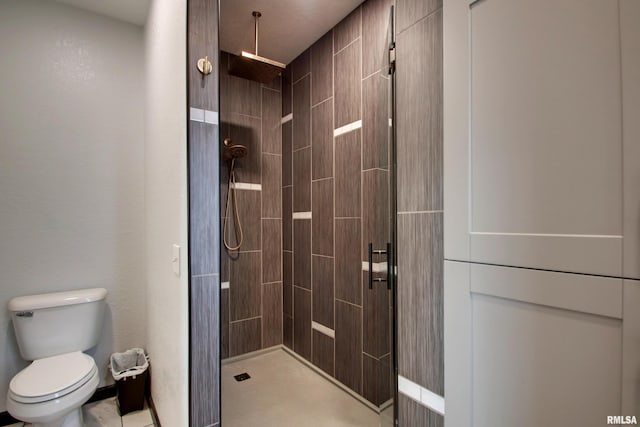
[{"left": 223, "top": 138, "right": 249, "bottom": 160}]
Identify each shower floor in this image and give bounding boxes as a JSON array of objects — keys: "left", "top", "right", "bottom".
[{"left": 222, "top": 348, "right": 390, "bottom": 427}]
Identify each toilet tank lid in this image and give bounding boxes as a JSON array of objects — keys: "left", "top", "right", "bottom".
[{"left": 8, "top": 288, "right": 108, "bottom": 312}]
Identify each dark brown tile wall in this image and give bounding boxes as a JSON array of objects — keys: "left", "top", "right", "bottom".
[
  {"left": 395, "top": 3, "right": 445, "bottom": 424},
  {"left": 398, "top": 395, "right": 444, "bottom": 427},
  {"left": 220, "top": 52, "right": 283, "bottom": 360},
  {"left": 397, "top": 9, "right": 443, "bottom": 213},
  {"left": 335, "top": 219, "right": 362, "bottom": 305},
  {"left": 293, "top": 219, "right": 311, "bottom": 289},
  {"left": 263, "top": 282, "right": 283, "bottom": 347},
  {"left": 334, "top": 40, "right": 362, "bottom": 128},
  {"left": 188, "top": 1, "right": 220, "bottom": 425},
  {"left": 335, "top": 300, "right": 363, "bottom": 394},
  {"left": 281, "top": 0, "right": 395, "bottom": 410},
  {"left": 312, "top": 330, "right": 335, "bottom": 376},
  {"left": 335, "top": 130, "right": 362, "bottom": 217},
  {"left": 312, "top": 179, "right": 334, "bottom": 256},
  {"left": 311, "top": 100, "right": 334, "bottom": 180},
  {"left": 293, "top": 287, "right": 312, "bottom": 360},
  {"left": 312, "top": 255, "right": 334, "bottom": 328}
]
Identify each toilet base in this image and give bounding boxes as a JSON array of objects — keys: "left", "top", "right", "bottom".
[{"left": 32, "top": 407, "right": 82, "bottom": 427}]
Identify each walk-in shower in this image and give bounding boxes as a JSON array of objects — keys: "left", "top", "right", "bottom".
[{"left": 222, "top": 138, "right": 248, "bottom": 251}]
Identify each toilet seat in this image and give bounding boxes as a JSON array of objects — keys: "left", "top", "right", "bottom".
[{"left": 9, "top": 352, "right": 96, "bottom": 404}]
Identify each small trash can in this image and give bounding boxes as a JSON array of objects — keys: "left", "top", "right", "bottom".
[{"left": 110, "top": 348, "right": 149, "bottom": 415}]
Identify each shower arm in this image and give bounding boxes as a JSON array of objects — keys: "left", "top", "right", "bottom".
[{"left": 253, "top": 11, "right": 261, "bottom": 56}]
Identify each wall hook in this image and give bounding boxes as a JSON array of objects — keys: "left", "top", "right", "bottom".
[{"left": 197, "top": 56, "right": 212, "bottom": 75}]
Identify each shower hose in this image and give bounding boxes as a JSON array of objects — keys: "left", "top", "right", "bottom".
[{"left": 223, "top": 158, "right": 244, "bottom": 251}]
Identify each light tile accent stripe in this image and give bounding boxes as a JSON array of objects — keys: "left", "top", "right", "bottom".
[
  {"left": 190, "top": 107, "right": 219, "bottom": 124},
  {"left": 221, "top": 281, "right": 230, "bottom": 289},
  {"left": 312, "top": 321, "right": 335, "bottom": 338},
  {"left": 333, "top": 120, "right": 362, "bottom": 137},
  {"left": 361, "top": 261, "right": 388, "bottom": 273},
  {"left": 230, "top": 183, "right": 262, "bottom": 191},
  {"left": 398, "top": 375, "right": 445, "bottom": 416},
  {"left": 292, "top": 212, "right": 312, "bottom": 220},
  {"left": 281, "top": 113, "right": 293, "bottom": 124}
]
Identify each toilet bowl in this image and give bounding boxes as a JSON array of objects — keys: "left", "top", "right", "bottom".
[
  {"left": 6, "top": 352, "right": 99, "bottom": 427},
  {"left": 6, "top": 288, "right": 107, "bottom": 427}
]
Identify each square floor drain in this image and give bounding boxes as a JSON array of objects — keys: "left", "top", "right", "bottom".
[{"left": 234, "top": 372, "right": 251, "bottom": 382}]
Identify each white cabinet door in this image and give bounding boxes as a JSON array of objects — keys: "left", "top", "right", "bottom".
[{"left": 444, "top": 0, "right": 640, "bottom": 278}]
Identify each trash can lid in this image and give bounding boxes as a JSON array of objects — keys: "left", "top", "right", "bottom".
[{"left": 10, "top": 351, "right": 95, "bottom": 401}]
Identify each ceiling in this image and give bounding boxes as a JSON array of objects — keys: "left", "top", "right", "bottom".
[
  {"left": 220, "top": 0, "right": 363, "bottom": 65},
  {"left": 51, "top": 0, "right": 362, "bottom": 65},
  {"left": 53, "top": 0, "right": 150, "bottom": 26}
]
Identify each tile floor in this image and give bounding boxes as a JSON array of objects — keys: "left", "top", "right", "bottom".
[
  {"left": 7, "top": 397, "right": 155, "bottom": 427},
  {"left": 223, "top": 348, "right": 393, "bottom": 427}
]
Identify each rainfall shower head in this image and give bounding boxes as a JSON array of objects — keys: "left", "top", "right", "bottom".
[
  {"left": 223, "top": 138, "right": 249, "bottom": 160},
  {"left": 229, "top": 11, "right": 286, "bottom": 84}
]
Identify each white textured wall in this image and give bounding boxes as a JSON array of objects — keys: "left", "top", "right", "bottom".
[
  {"left": 144, "top": 0, "right": 189, "bottom": 425},
  {"left": 0, "top": 0, "right": 146, "bottom": 412}
]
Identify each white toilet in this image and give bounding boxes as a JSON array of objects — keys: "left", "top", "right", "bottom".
[{"left": 6, "top": 288, "right": 108, "bottom": 427}]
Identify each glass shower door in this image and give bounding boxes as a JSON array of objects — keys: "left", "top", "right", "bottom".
[{"left": 364, "top": 5, "right": 397, "bottom": 427}]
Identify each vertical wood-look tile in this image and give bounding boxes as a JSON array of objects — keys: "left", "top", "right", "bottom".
[
  {"left": 311, "top": 32, "right": 334, "bottom": 105},
  {"left": 227, "top": 113, "right": 262, "bottom": 184},
  {"left": 292, "top": 48, "right": 311, "bottom": 82},
  {"left": 397, "top": 10, "right": 443, "bottom": 212},
  {"left": 335, "top": 130, "right": 362, "bottom": 217},
  {"left": 262, "top": 154, "right": 282, "bottom": 218},
  {"left": 334, "top": 6, "right": 362, "bottom": 53},
  {"left": 293, "top": 147, "right": 311, "bottom": 212},
  {"left": 293, "top": 219, "right": 312, "bottom": 289},
  {"left": 396, "top": 0, "right": 442, "bottom": 34},
  {"left": 262, "top": 88, "right": 282, "bottom": 154},
  {"left": 189, "top": 122, "right": 220, "bottom": 276},
  {"left": 190, "top": 276, "right": 220, "bottom": 426},
  {"left": 313, "top": 330, "right": 335, "bottom": 376},
  {"left": 283, "top": 187, "right": 293, "bottom": 251},
  {"left": 312, "top": 179, "right": 334, "bottom": 256},
  {"left": 262, "top": 75, "right": 281, "bottom": 92},
  {"left": 335, "top": 219, "right": 362, "bottom": 305},
  {"left": 229, "top": 251, "right": 261, "bottom": 321},
  {"left": 224, "top": 72, "right": 262, "bottom": 117},
  {"left": 229, "top": 318, "right": 262, "bottom": 357},
  {"left": 282, "top": 121, "right": 293, "bottom": 186},
  {"left": 334, "top": 40, "right": 362, "bottom": 129},
  {"left": 362, "top": 0, "right": 393, "bottom": 78},
  {"left": 283, "top": 251, "right": 293, "bottom": 316},
  {"left": 362, "top": 72, "right": 390, "bottom": 170},
  {"left": 312, "top": 99, "right": 334, "bottom": 180},
  {"left": 362, "top": 169, "right": 389, "bottom": 260},
  {"left": 293, "top": 287, "right": 312, "bottom": 360},
  {"left": 221, "top": 288, "right": 229, "bottom": 359},
  {"left": 282, "top": 65, "right": 292, "bottom": 116},
  {"left": 397, "top": 212, "right": 444, "bottom": 394},
  {"left": 262, "top": 282, "right": 283, "bottom": 347},
  {"left": 363, "top": 272, "right": 390, "bottom": 357},
  {"left": 398, "top": 394, "right": 444, "bottom": 427},
  {"left": 335, "top": 300, "right": 362, "bottom": 394},
  {"left": 363, "top": 353, "right": 391, "bottom": 406},
  {"left": 228, "top": 190, "right": 261, "bottom": 251},
  {"left": 312, "top": 255, "right": 335, "bottom": 329},
  {"left": 293, "top": 75, "right": 311, "bottom": 150},
  {"left": 284, "top": 314, "right": 294, "bottom": 349},
  {"left": 189, "top": 3, "right": 219, "bottom": 112},
  {"left": 262, "top": 219, "right": 282, "bottom": 283}
]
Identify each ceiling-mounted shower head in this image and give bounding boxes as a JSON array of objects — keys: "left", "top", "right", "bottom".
[{"left": 229, "top": 11, "right": 286, "bottom": 84}]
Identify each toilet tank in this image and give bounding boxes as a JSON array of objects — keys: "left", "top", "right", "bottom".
[{"left": 8, "top": 288, "right": 107, "bottom": 360}]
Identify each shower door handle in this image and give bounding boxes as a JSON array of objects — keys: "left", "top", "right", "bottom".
[{"left": 368, "top": 242, "right": 391, "bottom": 290}]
